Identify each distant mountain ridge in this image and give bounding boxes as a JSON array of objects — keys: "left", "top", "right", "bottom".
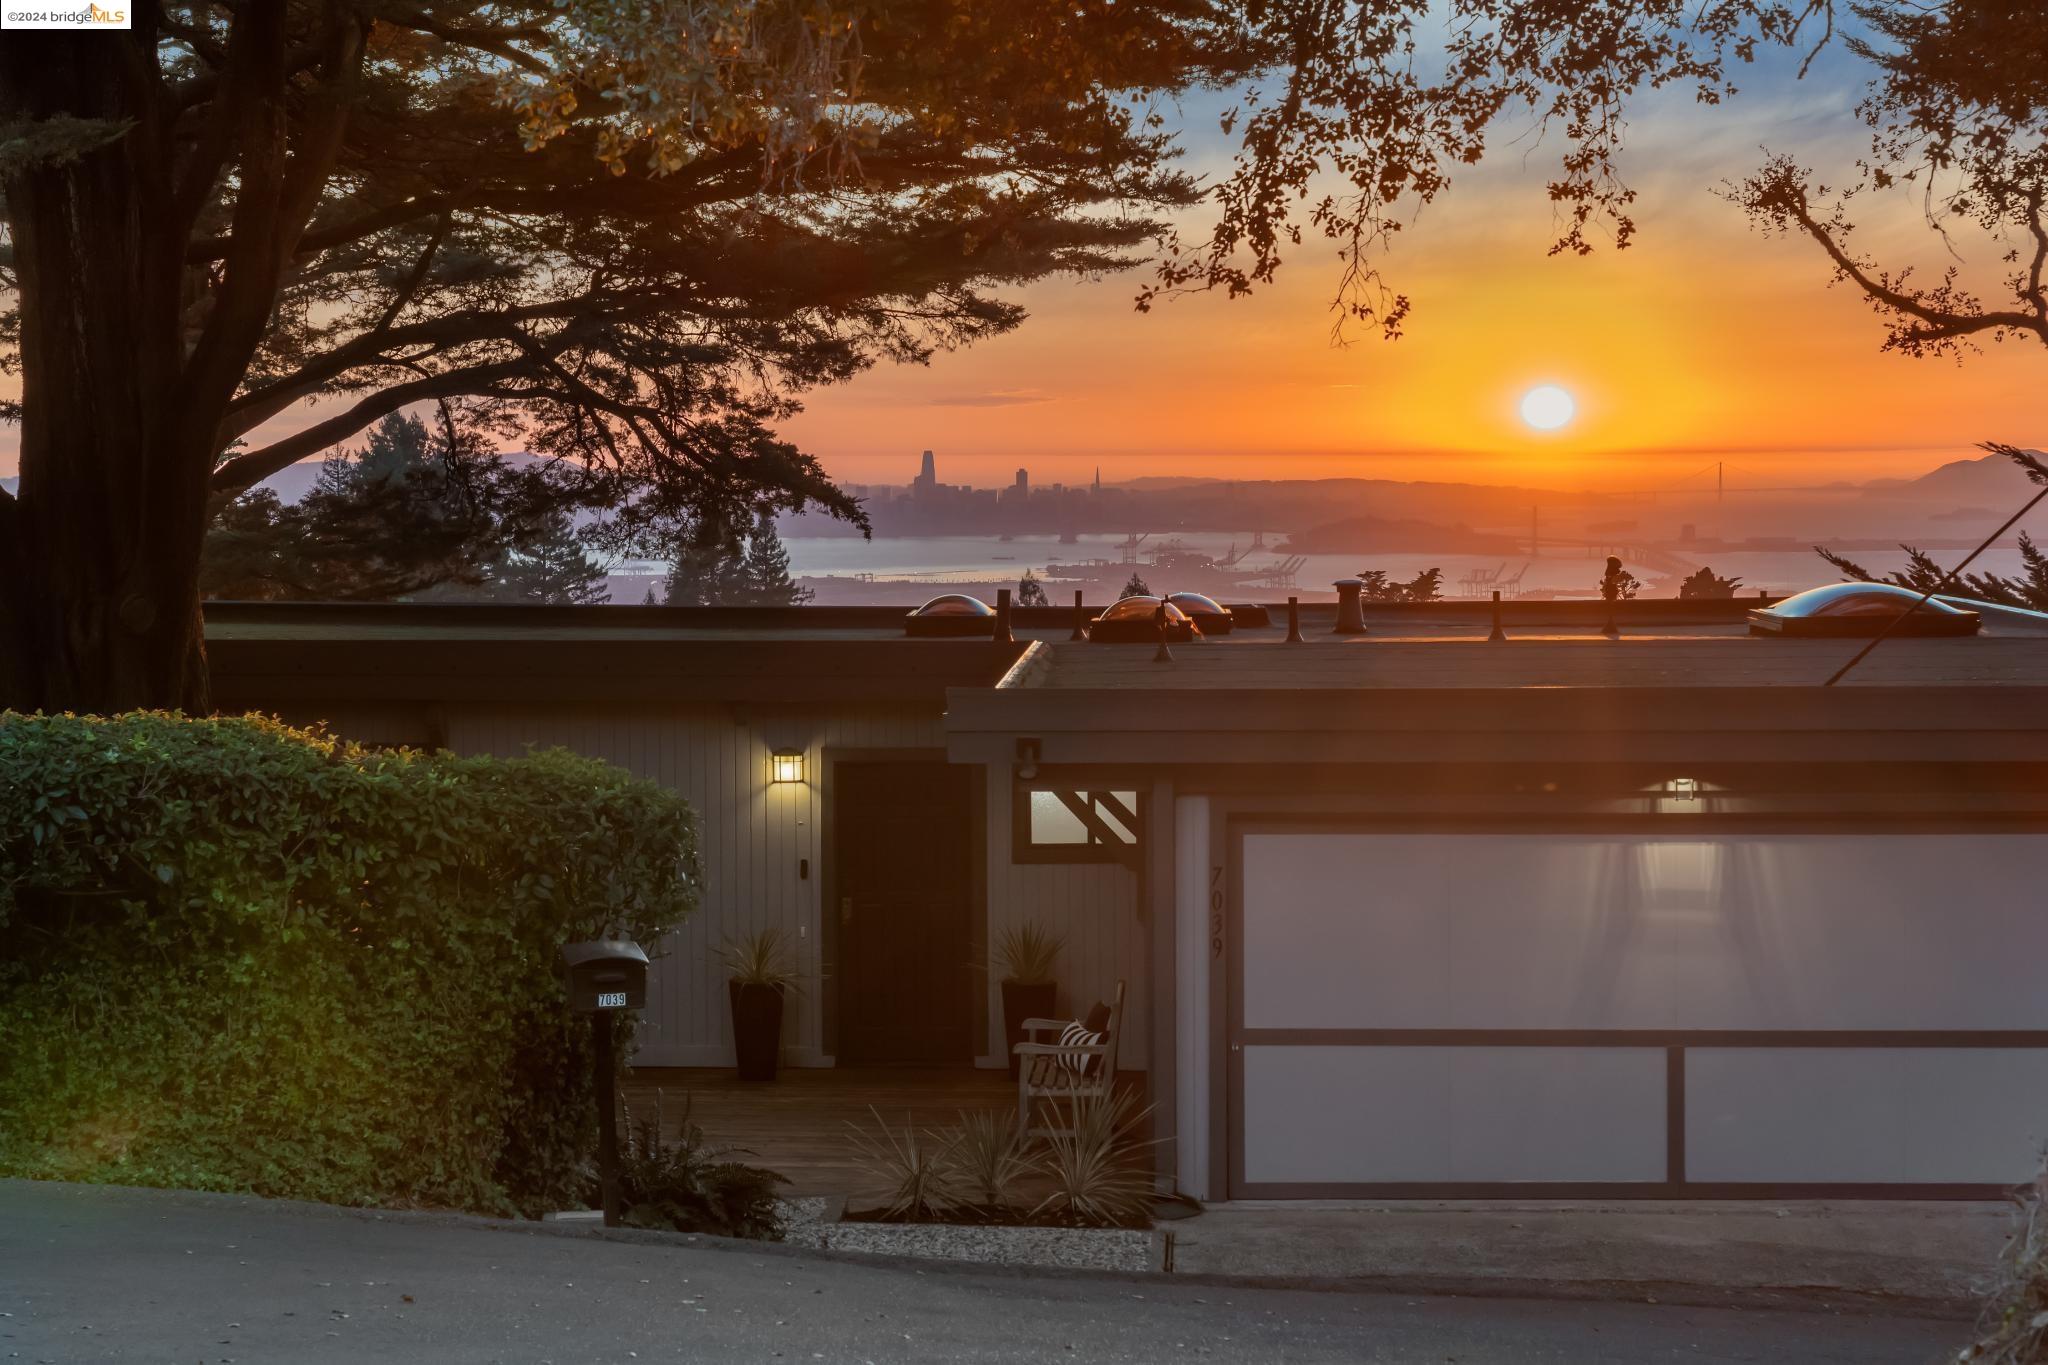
[{"left": 1864, "top": 450, "right": 2041, "bottom": 502}]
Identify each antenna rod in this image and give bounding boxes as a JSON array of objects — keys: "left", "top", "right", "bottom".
[{"left": 1823, "top": 480, "right": 2048, "bottom": 687}]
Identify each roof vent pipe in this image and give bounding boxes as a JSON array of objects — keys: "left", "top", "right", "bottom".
[
  {"left": 1284, "top": 596, "right": 1304, "bottom": 643},
  {"left": 1488, "top": 590, "right": 1507, "bottom": 643},
  {"left": 1332, "top": 579, "right": 1369, "bottom": 636},
  {"left": 1069, "top": 589, "right": 1087, "bottom": 641},
  {"left": 1153, "top": 601, "right": 1174, "bottom": 663},
  {"left": 994, "top": 588, "right": 1015, "bottom": 645}
]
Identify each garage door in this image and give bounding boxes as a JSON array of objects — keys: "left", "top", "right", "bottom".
[{"left": 1230, "top": 827, "right": 2048, "bottom": 1198}]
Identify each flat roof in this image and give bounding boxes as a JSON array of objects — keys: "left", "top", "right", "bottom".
[
  {"left": 1011, "top": 626, "right": 2048, "bottom": 690},
  {"left": 200, "top": 600, "right": 2048, "bottom": 714}
]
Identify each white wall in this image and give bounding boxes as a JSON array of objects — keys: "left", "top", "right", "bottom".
[
  {"left": 982, "top": 769, "right": 1150, "bottom": 1070},
  {"left": 1173, "top": 795, "right": 1212, "bottom": 1196}
]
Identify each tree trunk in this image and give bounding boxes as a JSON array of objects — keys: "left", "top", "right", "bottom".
[{"left": 0, "top": 29, "right": 211, "bottom": 714}]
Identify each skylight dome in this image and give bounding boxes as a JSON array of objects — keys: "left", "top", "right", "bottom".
[
  {"left": 1088, "top": 595, "right": 1196, "bottom": 643},
  {"left": 1167, "top": 592, "right": 1234, "bottom": 635},
  {"left": 1748, "top": 582, "right": 1981, "bottom": 637},
  {"left": 904, "top": 593, "right": 998, "bottom": 637}
]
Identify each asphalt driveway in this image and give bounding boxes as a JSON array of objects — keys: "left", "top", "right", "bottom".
[{"left": 0, "top": 1180, "right": 1971, "bottom": 1364}]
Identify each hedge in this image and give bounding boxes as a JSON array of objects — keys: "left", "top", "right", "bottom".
[{"left": 0, "top": 712, "right": 699, "bottom": 1217}]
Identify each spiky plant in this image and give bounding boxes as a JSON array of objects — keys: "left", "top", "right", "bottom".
[
  {"left": 994, "top": 922, "right": 1064, "bottom": 986},
  {"left": 948, "top": 1110, "right": 1038, "bottom": 1209},
  {"left": 1031, "top": 1086, "right": 1160, "bottom": 1228},
  {"left": 615, "top": 1091, "right": 789, "bottom": 1241},
  {"left": 1957, "top": 1157, "right": 2048, "bottom": 1363},
  {"left": 719, "top": 926, "right": 800, "bottom": 991},
  {"left": 844, "top": 1107, "right": 959, "bottom": 1222}
]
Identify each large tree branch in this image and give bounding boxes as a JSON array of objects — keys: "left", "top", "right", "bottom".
[
  {"left": 378, "top": 6, "right": 552, "bottom": 75},
  {"left": 221, "top": 286, "right": 700, "bottom": 438},
  {"left": 1778, "top": 178, "right": 2047, "bottom": 342},
  {"left": 209, "top": 359, "right": 527, "bottom": 496},
  {"left": 182, "top": 159, "right": 764, "bottom": 264}
]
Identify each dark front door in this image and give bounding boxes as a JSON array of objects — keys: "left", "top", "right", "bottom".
[{"left": 833, "top": 761, "right": 976, "bottom": 1065}]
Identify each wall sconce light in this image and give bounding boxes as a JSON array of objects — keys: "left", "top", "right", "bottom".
[
  {"left": 1669, "top": 777, "right": 1698, "bottom": 803},
  {"left": 770, "top": 748, "right": 805, "bottom": 784},
  {"left": 1015, "top": 738, "right": 1041, "bottom": 781}
]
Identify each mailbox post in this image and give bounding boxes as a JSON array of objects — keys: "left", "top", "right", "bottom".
[{"left": 561, "top": 939, "right": 649, "bottom": 1227}]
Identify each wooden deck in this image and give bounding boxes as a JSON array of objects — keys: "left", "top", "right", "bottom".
[{"left": 623, "top": 1067, "right": 1023, "bottom": 1200}]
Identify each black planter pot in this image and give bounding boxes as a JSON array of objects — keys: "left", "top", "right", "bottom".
[
  {"left": 1001, "top": 979, "right": 1058, "bottom": 1080},
  {"left": 729, "top": 980, "right": 785, "bottom": 1082}
]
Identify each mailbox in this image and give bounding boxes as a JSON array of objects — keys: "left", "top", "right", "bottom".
[{"left": 561, "top": 939, "right": 649, "bottom": 1013}]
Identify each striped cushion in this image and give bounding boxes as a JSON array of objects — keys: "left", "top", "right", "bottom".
[{"left": 1058, "top": 1021, "right": 1105, "bottom": 1077}]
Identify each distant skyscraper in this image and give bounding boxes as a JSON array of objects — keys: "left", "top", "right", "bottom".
[
  {"left": 1014, "top": 467, "right": 1029, "bottom": 493},
  {"left": 1092, "top": 466, "right": 1101, "bottom": 495},
  {"left": 913, "top": 449, "right": 937, "bottom": 497}
]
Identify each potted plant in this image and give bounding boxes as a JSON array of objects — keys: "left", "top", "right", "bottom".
[
  {"left": 995, "top": 922, "right": 1064, "bottom": 1079},
  {"left": 721, "top": 928, "right": 798, "bottom": 1082}
]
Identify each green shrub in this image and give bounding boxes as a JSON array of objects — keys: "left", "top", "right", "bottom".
[{"left": 0, "top": 711, "right": 699, "bottom": 1217}]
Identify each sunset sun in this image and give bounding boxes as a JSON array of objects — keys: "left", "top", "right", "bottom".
[{"left": 1518, "top": 384, "right": 1576, "bottom": 432}]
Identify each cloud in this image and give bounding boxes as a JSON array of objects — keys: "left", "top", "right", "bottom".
[{"left": 929, "top": 389, "right": 1053, "bottom": 408}]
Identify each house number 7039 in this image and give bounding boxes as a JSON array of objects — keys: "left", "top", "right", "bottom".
[{"left": 597, "top": 992, "right": 627, "bottom": 1009}]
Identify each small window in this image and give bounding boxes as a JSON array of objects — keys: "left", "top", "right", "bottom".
[{"left": 1015, "top": 788, "right": 1142, "bottom": 864}]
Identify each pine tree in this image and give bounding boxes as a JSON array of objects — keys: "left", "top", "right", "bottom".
[
  {"left": 661, "top": 515, "right": 749, "bottom": 607},
  {"left": 1016, "top": 569, "right": 1049, "bottom": 607},
  {"left": 443, "top": 509, "right": 610, "bottom": 605},
  {"left": 1120, "top": 572, "right": 1152, "bottom": 599},
  {"left": 201, "top": 413, "right": 498, "bottom": 601},
  {"left": 739, "top": 514, "right": 813, "bottom": 606}
]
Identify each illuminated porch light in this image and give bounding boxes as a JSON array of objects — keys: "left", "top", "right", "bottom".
[{"left": 770, "top": 748, "right": 805, "bottom": 784}]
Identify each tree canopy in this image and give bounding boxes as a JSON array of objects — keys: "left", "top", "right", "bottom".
[{"left": 0, "top": 0, "right": 1246, "bottom": 708}]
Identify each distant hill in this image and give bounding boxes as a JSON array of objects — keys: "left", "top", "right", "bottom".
[{"left": 1863, "top": 450, "right": 2040, "bottom": 504}]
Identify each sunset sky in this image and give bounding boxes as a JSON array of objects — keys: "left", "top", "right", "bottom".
[
  {"left": 786, "top": 35, "right": 2046, "bottom": 492},
  {"left": 4, "top": 24, "right": 2041, "bottom": 495}
]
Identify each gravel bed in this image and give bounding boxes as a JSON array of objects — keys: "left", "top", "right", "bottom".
[{"left": 812, "top": 1220, "right": 1162, "bottom": 1273}]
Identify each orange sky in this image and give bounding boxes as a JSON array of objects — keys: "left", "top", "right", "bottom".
[
  {"left": 5, "top": 44, "right": 2040, "bottom": 494},
  {"left": 784, "top": 103, "right": 2048, "bottom": 492}
]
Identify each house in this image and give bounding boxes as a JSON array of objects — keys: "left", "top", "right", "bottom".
[{"left": 207, "top": 593, "right": 2048, "bottom": 1202}]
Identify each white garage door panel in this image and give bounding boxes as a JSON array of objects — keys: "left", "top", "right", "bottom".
[
  {"left": 1688, "top": 1048, "right": 2048, "bottom": 1184},
  {"left": 1242, "top": 832, "right": 2048, "bottom": 1032},
  {"left": 1243, "top": 1046, "right": 1666, "bottom": 1184}
]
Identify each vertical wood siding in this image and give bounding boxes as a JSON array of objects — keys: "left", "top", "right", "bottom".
[
  {"left": 262, "top": 699, "right": 1147, "bottom": 1071},
  {"left": 982, "top": 769, "right": 1150, "bottom": 1071},
  {"left": 438, "top": 700, "right": 946, "bottom": 1066}
]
